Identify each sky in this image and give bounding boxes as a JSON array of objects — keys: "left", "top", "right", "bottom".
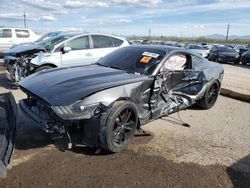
[{"left": 0, "top": 0, "right": 250, "bottom": 37}]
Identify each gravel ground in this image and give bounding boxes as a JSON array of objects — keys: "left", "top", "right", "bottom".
[
  {"left": 0, "top": 64, "right": 249, "bottom": 187},
  {"left": 222, "top": 64, "right": 250, "bottom": 95}
]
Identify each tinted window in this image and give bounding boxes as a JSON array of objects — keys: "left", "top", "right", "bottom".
[
  {"left": 92, "top": 35, "right": 113, "bottom": 48},
  {"left": 110, "top": 37, "right": 123, "bottom": 47},
  {"left": 189, "top": 45, "right": 205, "bottom": 50},
  {"left": 97, "top": 47, "right": 166, "bottom": 75},
  {"left": 0, "top": 29, "right": 12, "bottom": 38},
  {"left": 192, "top": 55, "right": 203, "bottom": 67},
  {"left": 15, "top": 29, "right": 30, "bottom": 38},
  {"left": 66, "top": 36, "right": 89, "bottom": 50},
  {"left": 217, "top": 46, "right": 235, "bottom": 52}
]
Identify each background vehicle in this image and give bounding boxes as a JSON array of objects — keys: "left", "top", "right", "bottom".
[
  {"left": 184, "top": 43, "right": 209, "bottom": 58},
  {"left": 5, "top": 33, "right": 129, "bottom": 82},
  {"left": 19, "top": 45, "right": 223, "bottom": 153},
  {"left": 208, "top": 45, "right": 240, "bottom": 64},
  {"left": 239, "top": 45, "right": 250, "bottom": 56},
  {"left": 240, "top": 50, "right": 250, "bottom": 65},
  {"left": 0, "top": 28, "right": 39, "bottom": 56},
  {"left": 4, "top": 33, "right": 77, "bottom": 82},
  {"left": 233, "top": 45, "right": 246, "bottom": 53},
  {"left": 9, "top": 31, "right": 67, "bottom": 49}
]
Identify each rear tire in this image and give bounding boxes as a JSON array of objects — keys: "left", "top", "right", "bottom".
[
  {"left": 99, "top": 101, "right": 138, "bottom": 153},
  {"left": 35, "top": 65, "right": 54, "bottom": 72},
  {"left": 197, "top": 81, "right": 220, "bottom": 109},
  {"left": 241, "top": 57, "right": 246, "bottom": 65}
]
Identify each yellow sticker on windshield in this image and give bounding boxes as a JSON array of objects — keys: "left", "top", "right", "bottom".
[{"left": 140, "top": 56, "right": 152, "bottom": 64}]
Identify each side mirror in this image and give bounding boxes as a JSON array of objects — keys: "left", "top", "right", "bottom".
[{"left": 61, "top": 46, "right": 71, "bottom": 54}]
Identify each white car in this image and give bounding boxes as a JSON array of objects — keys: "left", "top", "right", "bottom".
[
  {"left": 184, "top": 44, "right": 209, "bottom": 58},
  {"left": 30, "top": 33, "right": 129, "bottom": 69},
  {"left": 0, "top": 28, "right": 39, "bottom": 55},
  {"left": 5, "top": 33, "right": 130, "bottom": 82}
]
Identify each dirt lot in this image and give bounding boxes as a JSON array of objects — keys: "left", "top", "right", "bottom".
[{"left": 0, "top": 65, "right": 250, "bottom": 187}]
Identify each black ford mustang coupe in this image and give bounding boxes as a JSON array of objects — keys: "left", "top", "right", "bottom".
[{"left": 18, "top": 45, "right": 224, "bottom": 153}]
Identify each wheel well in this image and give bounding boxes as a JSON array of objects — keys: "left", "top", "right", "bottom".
[
  {"left": 38, "top": 63, "right": 57, "bottom": 68},
  {"left": 33, "top": 63, "right": 57, "bottom": 72}
]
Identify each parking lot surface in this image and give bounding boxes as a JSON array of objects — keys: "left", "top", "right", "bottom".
[{"left": 0, "top": 65, "right": 249, "bottom": 187}]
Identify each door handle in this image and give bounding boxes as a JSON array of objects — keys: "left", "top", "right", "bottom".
[{"left": 85, "top": 53, "right": 92, "bottom": 57}]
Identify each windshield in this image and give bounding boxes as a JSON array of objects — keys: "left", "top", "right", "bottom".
[
  {"left": 37, "top": 35, "right": 71, "bottom": 51},
  {"left": 96, "top": 47, "right": 166, "bottom": 75},
  {"left": 190, "top": 45, "right": 205, "bottom": 50},
  {"left": 234, "top": 45, "right": 245, "bottom": 50},
  {"left": 218, "top": 46, "right": 235, "bottom": 52},
  {"left": 36, "top": 31, "right": 62, "bottom": 42}
]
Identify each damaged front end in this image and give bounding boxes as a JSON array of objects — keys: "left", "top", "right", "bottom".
[
  {"left": 4, "top": 49, "right": 45, "bottom": 82},
  {"left": 5, "top": 55, "right": 35, "bottom": 82},
  {"left": 19, "top": 90, "right": 106, "bottom": 147}
]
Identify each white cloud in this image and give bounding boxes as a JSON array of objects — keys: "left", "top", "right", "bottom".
[
  {"left": 139, "top": 0, "right": 250, "bottom": 18},
  {"left": 115, "top": 18, "right": 132, "bottom": 23},
  {"left": 40, "top": 15, "right": 57, "bottom": 21},
  {"left": 194, "top": 25, "right": 205, "bottom": 29},
  {"left": 0, "top": 13, "right": 37, "bottom": 21},
  {"left": 61, "top": 27, "right": 86, "bottom": 32},
  {"left": 22, "top": 0, "right": 62, "bottom": 11},
  {"left": 112, "top": 0, "right": 162, "bottom": 6},
  {"left": 64, "top": 1, "right": 108, "bottom": 8}
]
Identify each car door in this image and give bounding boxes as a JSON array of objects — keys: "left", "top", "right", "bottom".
[
  {"left": 0, "top": 29, "right": 13, "bottom": 53},
  {"left": 90, "top": 35, "right": 118, "bottom": 62},
  {"left": 0, "top": 92, "right": 17, "bottom": 177},
  {"left": 61, "top": 35, "right": 93, "bottom": 66},
  {"left": 150, "top": 53, "right": 205, "bottom": 119}
]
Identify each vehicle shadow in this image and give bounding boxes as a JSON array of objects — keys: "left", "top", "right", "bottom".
[
  {"left": 227, "top": 154, "right": 250, "bottom": 188},
  {"left": 15, "top": 114, "right": 53, "bottom": 150},
  {"left": 0, "top": 72, "right": 19, "bottom": 90},
  {"left": 69, "top": 130, "right": 154, "bottom": 156}
]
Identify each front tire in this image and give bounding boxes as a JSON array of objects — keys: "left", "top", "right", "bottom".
[
  {"left": 99, "top": 101, "right": 138, "bottom": 153},
  {"left": 197, "top": 81, "right": 220, "bottom": 109}
]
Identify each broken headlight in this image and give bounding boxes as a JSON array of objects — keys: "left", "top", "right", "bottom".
[{"left": 51, "top": 102, "right": 100, "bottom": 120}]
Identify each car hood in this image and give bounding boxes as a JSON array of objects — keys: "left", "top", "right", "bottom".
[
  {"left": 19, "top": 65, "right": 150, "bottom": 106},
  {"left": 5, "top": 43, "right": 46, "bottom": 56}
]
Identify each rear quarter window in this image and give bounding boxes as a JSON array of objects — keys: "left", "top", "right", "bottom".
[
  {"left": 0, "top": 29, "right": 12, "bottom": 38},
  {"left": 110, "top": 37, "right": 123, "bottom": 47},
  {"left": 15, "top": 29, "right": 30, "bottom": 38},
  {"left": 192, "top": 55, "right": 203, "bottom": 67}
]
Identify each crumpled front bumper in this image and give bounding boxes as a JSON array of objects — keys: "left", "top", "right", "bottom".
[
  {"left": 19, "top": 99, "right": 65, "bottom": 133},
  {"left": 19, "top": 99, "right": 102, "bottom": 147}
]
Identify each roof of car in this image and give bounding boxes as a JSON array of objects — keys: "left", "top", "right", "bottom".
[{"left": 126, "top": 44, "right": 181, "bottom": 53}]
